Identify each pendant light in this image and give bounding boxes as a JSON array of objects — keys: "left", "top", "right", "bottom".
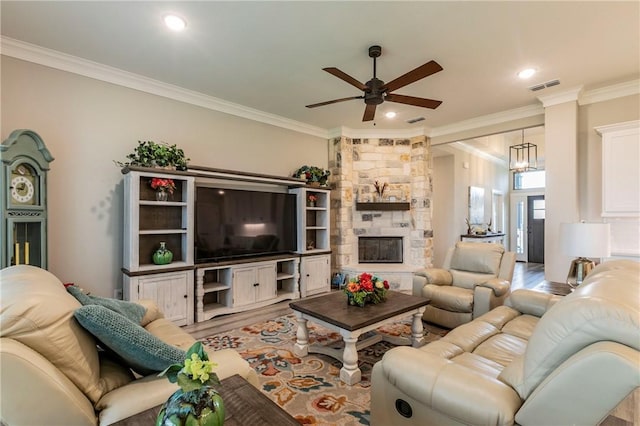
[{"left": 509, "top": 129, "right": 538, "bottom": 172}]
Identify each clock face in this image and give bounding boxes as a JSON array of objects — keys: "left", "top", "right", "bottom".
[{"left": 10, "top": 163, "right": 37, "bottom": 205}]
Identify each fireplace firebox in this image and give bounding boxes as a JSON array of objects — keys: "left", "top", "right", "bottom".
[{"left": 358, "top": 237, "right": 403, "bottom": 264}]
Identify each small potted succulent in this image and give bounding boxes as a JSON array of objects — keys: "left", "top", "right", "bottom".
[{"left": 116, "top": 140, "right": 189, "bottom": 170}]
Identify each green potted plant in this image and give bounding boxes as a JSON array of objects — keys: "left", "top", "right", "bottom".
[
  {"left": 115, "top": 140, "right": 189, "bottom": 170},
  {"left": 293, "top": 165, "right": 330, "bottom": 186},
  {"left": 156, "top": 342, "right": 224, "bottom": 425}
]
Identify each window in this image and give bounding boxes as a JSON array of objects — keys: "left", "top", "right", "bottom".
[{"left": 513, "top": 170, "right": 545, "bottom": 190}]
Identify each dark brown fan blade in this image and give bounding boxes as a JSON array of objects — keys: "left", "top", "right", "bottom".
[
  {"left": 306, "top": 96, "right": 363, "bottom": 108},
  {"left": 382, "top": 60, "right": 443, "bottom": 93},
  {"left": 385, "top": 93, "right": 442, "bottom": 109},
  {"left": 323, "top": 67, "right": 368, "bottom": 91},
  {"left": 363, "top": 104, "right": 377, "bottom": 121}
]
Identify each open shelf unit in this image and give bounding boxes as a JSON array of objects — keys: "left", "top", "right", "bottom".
[
  {"left": 122, "top": 169, "right": 195, "bottom": 325},
  {"left": 123, "top": 170, "right": 194, "bottom": 271},
  {"left": 291, "top": 186, "right": 330, "bottom": 252},
  {"left": 195, "top": 256, "right": 299, "bottom": 321},
  {"left": 290, "top": 186, "right": 331, "bottom": 296}
]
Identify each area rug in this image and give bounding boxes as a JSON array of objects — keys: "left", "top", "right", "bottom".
[{"left": 200, "top": 314, "right": 446, "bottom": 425}]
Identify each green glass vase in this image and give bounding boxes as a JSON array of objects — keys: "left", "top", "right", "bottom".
[
  {"left": 156, "top": 386, "right": 225, "bottom": 426},
  {"left": 152, "top": 242, "right": 173, "bottom": 265}
]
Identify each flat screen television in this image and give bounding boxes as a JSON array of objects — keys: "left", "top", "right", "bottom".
[{"left": 195, "top": 186, "right": 297, "bottom": 263}]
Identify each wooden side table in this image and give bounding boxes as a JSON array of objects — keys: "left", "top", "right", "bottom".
[
  {"left": 114, "top": 374, "right": 298, "bottom": 426},
  {"left": 534, "top": 281, "right": 572, "bottom": 296}
]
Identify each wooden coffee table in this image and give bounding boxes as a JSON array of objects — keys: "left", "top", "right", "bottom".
[
  {"left": 289, "top": 290, "right": 429, "bottom": 385},
  {"left": 113, "top": 374, "right": 298, "bottom": 425}
]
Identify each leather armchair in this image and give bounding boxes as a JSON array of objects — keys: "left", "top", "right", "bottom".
[
  {"left": 371, "top": 260, "right": 640, "bottom": 426},
  {"left": 413, "top": 242, "right": 516, "bottom": 328}
]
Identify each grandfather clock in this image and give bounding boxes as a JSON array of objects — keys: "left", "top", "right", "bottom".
[{"left": 1, "top": 129, "right": 54, "bottom": 269}]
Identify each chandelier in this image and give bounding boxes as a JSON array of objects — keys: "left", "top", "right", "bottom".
[{"left": 509, "top": 129, "right": 538, "bottom": 172}]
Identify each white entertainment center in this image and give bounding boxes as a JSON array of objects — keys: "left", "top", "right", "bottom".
[{"left": 121, "top": 165, "right": 331, "bottom": 325}]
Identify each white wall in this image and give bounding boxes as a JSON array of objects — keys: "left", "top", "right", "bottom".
[
  {"left": 1, "top": 56, "right": 327, "bottom": 297},
  {"left": 432, "top": 155, "right": 455, "bottom": 266},
  {"left": 432, "top": 147, "right": 509, "bottom": 267}
]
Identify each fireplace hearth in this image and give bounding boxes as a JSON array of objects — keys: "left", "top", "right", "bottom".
[{"left": 358, "top": 237, "right": 403, "bottom": 264}]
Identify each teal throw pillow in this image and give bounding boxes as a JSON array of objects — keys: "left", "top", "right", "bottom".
[
  {"left": 74, "top": 305, "right": 185, "bottom": 375},
  {"left": 67, "top": 285, "right": 146, "bottom": 324}
]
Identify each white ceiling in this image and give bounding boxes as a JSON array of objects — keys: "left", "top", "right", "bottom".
[{"left": 1, "top": 1, "right": 639, "bottom": 136}]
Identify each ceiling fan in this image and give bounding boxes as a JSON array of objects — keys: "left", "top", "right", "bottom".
[{"left": 306, "top": 45, "right": 443, "bottom": 122}]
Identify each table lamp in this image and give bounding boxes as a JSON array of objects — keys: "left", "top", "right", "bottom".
[{"left": 560, "top": 222, "right": 611, "bottom": 289}]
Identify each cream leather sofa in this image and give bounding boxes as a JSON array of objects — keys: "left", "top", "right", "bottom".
[
  {"left": 0, "top": 265, "right": 258, "bottom": 425},
  {"left": 372, "top": 259, "right": 639, "bottom": 426},
  {"left": 413, "top": 242, "right": 516, "bottom": 329}
]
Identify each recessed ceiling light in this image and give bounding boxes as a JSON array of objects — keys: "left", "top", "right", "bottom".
[
  {"left": 518, "top": 68, "right": 536, "bottom": 79},
  {"left": 385, "top": 111, "right": 397, "bottom": 119},
  {"left": 164, "top": 14, "right": 187, "bottom": 32}
]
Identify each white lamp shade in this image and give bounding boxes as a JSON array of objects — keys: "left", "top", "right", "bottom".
[{"left": 560, "top": 222, "right": 611, "bottom": 258}]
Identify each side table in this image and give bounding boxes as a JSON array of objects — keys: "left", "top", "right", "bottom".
[{"left": 113, "top": 374, "right": 298, "bottom": 426}]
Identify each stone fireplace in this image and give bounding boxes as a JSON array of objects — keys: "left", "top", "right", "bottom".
[{"left": 328, "top": 135, "right": 434, "bottom": 292}]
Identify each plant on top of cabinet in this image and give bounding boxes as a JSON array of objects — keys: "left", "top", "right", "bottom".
[
  {"left": 293, "top": 165, "right": 330, "bottom": 186},
  {"left": 115, "top": 140, "right": 189, "bottom": 170}
]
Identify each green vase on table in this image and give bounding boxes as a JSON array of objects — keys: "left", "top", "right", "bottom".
[{"left": 156, "top": 386, "right": 225, "bottom": 426}]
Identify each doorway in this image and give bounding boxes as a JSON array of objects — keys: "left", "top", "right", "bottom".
[
  {"left": 527, "top": 195, "right": 545, "bottom": 263},
  {"left": 510, "top": 192, "right": 545, "bottom": 263}
]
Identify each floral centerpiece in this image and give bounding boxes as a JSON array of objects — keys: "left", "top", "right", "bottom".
[
  {"left": 156, "top": 342, "right": 225, "bottom": 426},
  {"left": 293, "top": 165, "right": 330, "bottom": 186},
  {"left": 344, "top": 272, "right": 389, "bottom": 307}
]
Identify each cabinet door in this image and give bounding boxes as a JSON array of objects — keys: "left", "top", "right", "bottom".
[
  {"left": 138, "top": 272, "right": 189, "bottom": 325},
  {"left": 300, "top": 255, "right": 330, "bottom": 297},
  {"left": 256, "top": 264, "right": 277, "bottom": 302},
  {"left": 233, "top": 266, "right": 258, "bottom": 307}
]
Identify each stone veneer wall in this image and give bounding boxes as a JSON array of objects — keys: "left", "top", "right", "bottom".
[{"left": 328, "top": 135, "right": 434, "bottom": 274}]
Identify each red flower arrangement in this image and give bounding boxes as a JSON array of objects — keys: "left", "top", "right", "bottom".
[
  {"left": 344, "top": 272, "right": 389, "bottom": 307},
  {"left": 150, "top": 177, "right": 176, "bottom": 194}
]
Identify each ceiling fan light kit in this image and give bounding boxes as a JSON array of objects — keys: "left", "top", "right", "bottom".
[{"left": 306, "top": 45, "right": 443, "bottom": 122}]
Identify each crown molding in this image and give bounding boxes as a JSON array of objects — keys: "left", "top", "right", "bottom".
[
  {"left": 579, "top": 79, "right": 640, "bottom": 105},
  {"left": 537, "top": 86, "right": 583, "bottom": 107},
  {"left": 3, "top": 36, "right": 637, "bottom": 143},
  {"left": 428, "top": 104, "right": 545, "bottom": 138},
  {"left": 449, "top": 141, "right": 507, "bottom": 167},
  {"left": 0, "top": 37, "right": 328, "bottom": 139},
  {"left": 594, "top": 119, "right": 640, "bottom": 135},
  {"left": 327, "top": 126, "right": 428, "bottom": 140}
]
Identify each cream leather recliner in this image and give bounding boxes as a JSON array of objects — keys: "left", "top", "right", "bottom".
[
  {"left": 0, "top": 265, "right": 259, "bottom": 425},
  {"left": 413, "top": 242, "right": 516, "bottom": 329},
  {"left": 371, "top": 259, "right": 640, "bottom": 426}
]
